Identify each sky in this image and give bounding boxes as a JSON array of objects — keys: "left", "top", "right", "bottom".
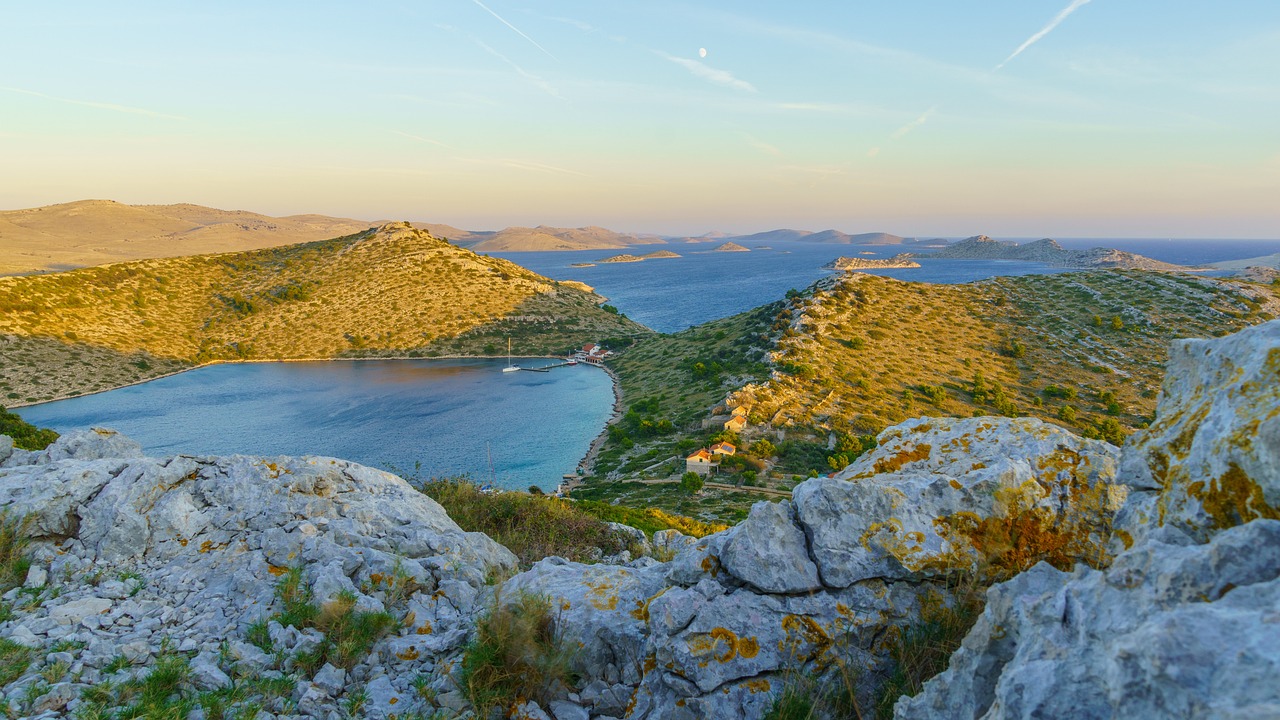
[{"left": 1, "top": 1, "right": 1279, "bottom": 238}]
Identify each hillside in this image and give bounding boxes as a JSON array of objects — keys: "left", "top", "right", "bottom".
[
  {"left": 926, "top": 235, "right": 1187, "bottom": 270},
  {"left": 465, "top": 225, "right": 664, "bottom": 252},
  {"left": 0, "top": 223, "right": 648, "bottom": 405},
  {"left": 0, "top": 200, "right": 377, "bottom": 276},
  {"left": 590, "top": 270, "right": 1277, "bottom": 520}
]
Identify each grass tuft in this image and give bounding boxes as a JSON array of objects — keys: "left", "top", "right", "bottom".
[
  {"left": 417, "top": 479, "right": 629, "bottom": 568},
  {"left": 460, "top": 592, "right": 573, "bottom": 716}
]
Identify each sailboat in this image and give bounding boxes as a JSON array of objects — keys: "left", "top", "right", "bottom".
[{"left": 502, "top": 337, "right": 520, "bottom": 373}]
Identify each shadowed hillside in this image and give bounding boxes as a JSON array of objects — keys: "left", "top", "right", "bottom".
[{"left": 0, "top": 223, "right": 648, "bottom": 404}]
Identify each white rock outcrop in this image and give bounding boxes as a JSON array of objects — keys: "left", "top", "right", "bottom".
[
  {"left": 0, "top": 428, "right": 515, "bottom": 718},
  {"left": 499, "top": 415, "right": 1127, "bottom": 719},
  {"left": 897, "top": 319, "right": 1280, "bottom": 720}
]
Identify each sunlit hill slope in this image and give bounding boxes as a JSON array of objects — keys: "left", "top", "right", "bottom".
[{"left": 0, "top": 223, "right": 647, "bottom": 405}]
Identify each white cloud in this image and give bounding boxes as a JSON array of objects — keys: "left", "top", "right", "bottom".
[
  {"left": 996, "top": 0, "right": 1093, "bottom": 70},
  {"left": 0, "top": 86, "right": 187, "bottom": 120},
  {"left": 470, "top": 0, "right": 556, "bottom": 60},
  {"left": 474, "top": 40, "right": 561, "bottom": 98},
  {"left": 390, "top": 130, "right": 454, "bottom": 149},
  {"left": 655, "top": 51, "right": 756, "bottom": 92},
  {"left": 743, "top": 133, "right": 782, "bottom": 157},
  {"left": 890, "top": 106, "right": 937, "bottom": 140}
]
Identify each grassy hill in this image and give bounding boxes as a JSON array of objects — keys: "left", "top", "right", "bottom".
[
  {"left": 0, "top": 223, "right": 648, "bottom": 405},
  {"left": 585, "top": 270, "right": 1278, "bottom": 523},
  {"left": 0, "top": 199, "right": 378, "bottom": 276}
]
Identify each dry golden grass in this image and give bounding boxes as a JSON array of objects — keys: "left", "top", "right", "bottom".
[
  {"left": 0, "top": 223, "right": 647, "bottom": 404},
  {"left": 738, "top": 270, "right": 1277, "bottom": 441}
]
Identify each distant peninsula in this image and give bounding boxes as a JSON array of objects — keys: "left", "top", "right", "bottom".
[
  {"left": 825, "top": 254, "right": 921, "bottom": 271},
  {"left": 596, "top": 250, "right": 682, "bottom": 264},
  {"left": 920, "top": 236, "right": 1189, "bottom": 271},
  {"left": 712, "top": 242, "right": 750, "bottom": 253}
]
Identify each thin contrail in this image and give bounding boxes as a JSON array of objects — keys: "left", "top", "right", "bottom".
[
  {"left": 996, "top": 0, "right": 1092, "bottom": 70},
  {"left": 470, "top": 0, "right": 557, "bottom": 60},
  {"left": 0, "top": 86, "right": 187, "bottom": 120}
]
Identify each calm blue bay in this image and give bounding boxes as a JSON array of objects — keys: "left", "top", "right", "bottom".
[{"left": 17, "top": 359, "right": 614, "bottom": 492}]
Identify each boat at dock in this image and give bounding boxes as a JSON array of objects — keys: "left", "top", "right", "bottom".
[{"left": 502, "top": 338, "right": 520, "bottom": 373}]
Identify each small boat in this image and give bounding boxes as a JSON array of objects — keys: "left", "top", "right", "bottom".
[{"left": 502, "top": 337, "right": 520, "bottom": 373}]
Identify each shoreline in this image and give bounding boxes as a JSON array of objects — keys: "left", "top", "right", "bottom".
[{"left": 568, "top": 363, "right": 623, "bottom": 491}]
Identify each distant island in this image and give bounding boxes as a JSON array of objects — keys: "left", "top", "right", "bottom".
[
  {"left": 712, "top": 242, "right": 750, "bottom": 253},
  {"left": 919, "top": 236, "right": 1189, "bottom": 271},
  {"left": 597, "top": 250, "right": 682, "bottom": 264},
  {"left": 825, "top": 254, "right": 921, "bottom": 270}
]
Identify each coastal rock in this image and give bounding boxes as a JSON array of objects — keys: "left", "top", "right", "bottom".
[
  {"left": 897, "top": 321, "right": 1280, "bottom": 720},
  {"left": 718, "top": 501, "right": 821, "bottom": 594},
  {"left": 896, "top": 519, "right": 1280, "bottom": 720},
  {"left": 794, "top": 416, "right": 1123, "bottom": 588},
  {"left": 1113, "top": 319, "right": 1280, "bottom": 547},
  {"left": 0, "top": 436, "right": 515, "bottom": 719}
]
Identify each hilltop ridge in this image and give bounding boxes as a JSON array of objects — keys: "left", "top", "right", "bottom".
[
  {"left": 0, "top": 223, "right": 647, "bottom": 404},
  {"left": 0, "top": 200, "right": 378, "bottom": 276}
]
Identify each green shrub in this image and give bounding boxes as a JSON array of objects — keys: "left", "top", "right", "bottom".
[
  {"left": 0, "top": 406, "right": 58, "bottom": 450},
  {"left": 0, "top": 510, "right": 32, "bottom": 593},
  {"left": 461, "top": 592, "right": 573, "bottom": 716},
  {"left": 261, "top": 567, "right": 399, "bottom": 670},
  {"left": 874, "top": 579, "right": 985, "bottom": 718},
  {"left": 417, "top": 479, "right": 627, "bottom": 568}
]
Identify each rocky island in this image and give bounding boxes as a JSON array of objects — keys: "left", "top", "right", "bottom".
[
  {"left": 824, "top": 254, "right": 921, "bottom": 270},
  {"left": 922, "top": 235, "right": 1190, "bottom": 270},
  {"left": 1, "top": 319, "right": 1276, "bottom": 719},
  {"left": 711, "top": 242, "right": 750, "bottom": 253},
  {"left": 595, "top": 250, "right": 682, "bottom": 264}
]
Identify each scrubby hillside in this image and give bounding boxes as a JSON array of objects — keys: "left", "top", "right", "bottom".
[
  {"left": 0, "top": 223, "right": 647, "bottom": 404},
  {"left": 743, "top": 271, "right": 1276, "bottom": 442},
  {"left": 591, "top": 270, "right": 1276, "bottom": 521}
]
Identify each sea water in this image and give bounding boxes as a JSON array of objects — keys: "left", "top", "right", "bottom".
[{"left": 17, "top": 358, "right": 615, "bottom": 491}]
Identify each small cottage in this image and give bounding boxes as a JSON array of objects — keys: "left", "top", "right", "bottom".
[
  {"left": 710, "top": 442, "right": 736, "bottom": 457},
  {"left": 723, "top": 414, "right": 747, "bottom": 433},
  {"left": 685, "top": 448, "right": 715, "bottom": 476}
]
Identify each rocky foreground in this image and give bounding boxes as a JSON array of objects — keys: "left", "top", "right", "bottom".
[{"left": 1, "top": 320, "right": 1277, "bottom": 719}]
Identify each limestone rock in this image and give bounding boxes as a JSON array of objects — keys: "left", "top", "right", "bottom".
[
  {"left": 795, "top": 416, "right": 1123, "bottom": 588},
  {"left": 718, "top": 501, "right": 821, "bottom": 594},
  {"left": 0, "top": 435, "right": 11, "bottom": 464},
  {"left": 896, "top": 519, "right": 1280, "bottom": 720},
  {"left": 1114, "top": 319, "right": 1280, "bottom": 547}
]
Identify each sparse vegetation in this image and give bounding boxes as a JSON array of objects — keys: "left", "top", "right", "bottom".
[
  {"left": 416, "top": 479, "right": 629, "bottom": 568},
  {"left": 0, "top": 510, "right": 32, "bottom": 592},
  {"left": 459, "top": 592, "right": 573, "bottom": 716},
  {"left": 261, "top": 567, "right": 400, "bottom": 670},
  {"left": 0, "top": 406, "right": 58, "bottom": 450}
]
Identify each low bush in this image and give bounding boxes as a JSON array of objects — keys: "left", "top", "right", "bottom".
[
  {"left": 0, "top": 406, "right": 58, "bottom": 450},
  {"left": 260, "top": 567, "right": 400, "bottom": 670},
  {"left": 460, "top": 592, "right": 573, "bottom": 716},
  {"left": 0, "top": 510, "right": 32, "bottom": 593},
  {"left": 417, "top": 479, "right": 628, "bottom": 568}
]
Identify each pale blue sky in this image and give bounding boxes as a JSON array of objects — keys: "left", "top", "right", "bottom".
[{"left": 2, "top": 1, "right": 1278, "bottom": 237}]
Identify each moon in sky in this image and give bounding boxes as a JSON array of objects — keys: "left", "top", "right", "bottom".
[{"left": 698, "top": 47, "right": 707, "bottom": 58}]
